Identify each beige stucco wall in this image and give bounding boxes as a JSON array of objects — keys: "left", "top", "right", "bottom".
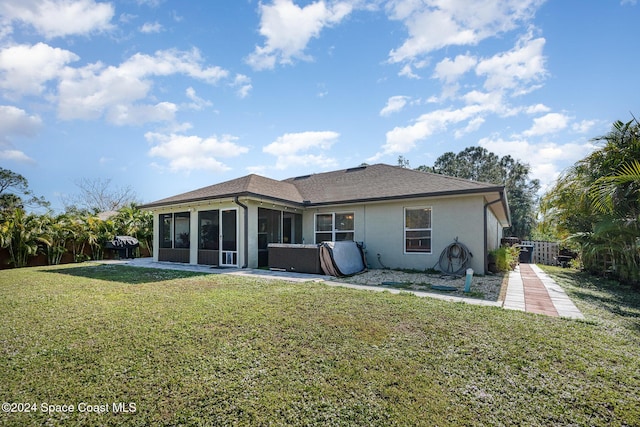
[
  {"left": 485, "top": 203, "right": 503, "bottom": 252},
  {"left": 148, "top": 193, "right": 504, "bottom": 274},
  {"left": 301, "top": 195, "right": 488, "bottom": 274}
]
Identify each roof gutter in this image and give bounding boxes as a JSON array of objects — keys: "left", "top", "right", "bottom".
[
  {"left": 234, "top": 196, "right": 249, "bottom": 268},
  {"left": 484, "top": 192, "right": 506, "bottom": 274}
]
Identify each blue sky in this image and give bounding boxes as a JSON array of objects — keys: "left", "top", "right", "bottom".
[{"left": 1, "top": 0, "right": 638, "bottom": 211}]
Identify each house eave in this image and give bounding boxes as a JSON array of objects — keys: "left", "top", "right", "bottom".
[
  {"left": 301, "top": 187, "right": 506, "bottom": 207},
  {"left": 139, "top": 192, "right": 305, "bottom": 210},
  {"left": 141, "top": 186, "right": 507, "bottom": 212}
]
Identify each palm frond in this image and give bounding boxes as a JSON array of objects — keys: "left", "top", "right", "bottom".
[{"left": 590, "top": 159, "right": 640, "bottom": 214}]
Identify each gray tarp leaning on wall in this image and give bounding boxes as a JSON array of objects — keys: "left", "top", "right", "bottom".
[{"left": 319, "top": 241, "right": 367, "bottom": 277}]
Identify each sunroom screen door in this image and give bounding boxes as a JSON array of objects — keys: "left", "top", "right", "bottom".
[{"left": 220, "top": 209, "right": 238, "bottom": 267}]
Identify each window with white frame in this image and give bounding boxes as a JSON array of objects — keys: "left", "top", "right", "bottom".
[
  {"left": 315, "top": 212, "right": 354, "bottom": 243},
  {"left": 404, "top": 207, "right": 431, "bottom": 253}
]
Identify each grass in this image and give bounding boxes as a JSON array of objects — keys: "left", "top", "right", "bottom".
[{"left": 1, "top": 263, "right": 639, "bottom": 426}]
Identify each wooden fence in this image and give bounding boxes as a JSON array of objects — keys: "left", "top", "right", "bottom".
[
  {"left": 0, "top": 245, "right": 151, "bottom": 270},
  {"left": 521, "top": 240, "right": 559, "bottom": 266}
]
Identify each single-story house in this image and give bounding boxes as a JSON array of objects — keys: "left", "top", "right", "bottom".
[{"left": 140, "top": 163, "right": 510, "bottom": 274}]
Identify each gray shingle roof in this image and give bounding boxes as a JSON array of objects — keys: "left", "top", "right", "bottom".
[
  {"left": 142, "top": 174, "right": 303, "bottom": 208},
  {"left": 285, "top": 164, "right": 503, "bottom": 205},
  {"left": 141, "top": 163, "right": 504, "bottom": 208}
]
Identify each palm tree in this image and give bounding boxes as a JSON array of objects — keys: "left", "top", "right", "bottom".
[
  {"left": 66, "top": 211, "right": 90, "bottom": 262},
  {"left": 113, "top": 204, "right": 153, "bottom": 256},
  {"left": 83, "top": 215, "right": 116, "bottom": 260},
  {"left": 40, "top": 213, "right": 74, "bottom": 265},
  {"left": 539, "top": 118, "right": 640, "bottom": 285},
  {"left": 0, "top": 208, "right": 45, "bottom": 268},
  {"left": 590, "top": 159, "right": 640, "bottom": 215}
]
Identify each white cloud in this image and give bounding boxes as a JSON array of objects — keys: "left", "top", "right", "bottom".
[
  {"left": 398, "top": 64, "right": 420, "bottom": 79},
  {"left": 107, "top": 102, "right": 177, "bottom": 126},
  {"left": 119, "top": 13, "right": 137, "bottom": 24},
  {"left": 246, "top": 0, "right": 353, "bottom": 70},
  {"left": 454, "top": 116, "right": 485, "bottom": 138},
  {"left": 0, "top": 0, "right": 115, "bottom": 38},
  {"left": 374, "top": 25, "right": 551, "bottom": 161},
  {"left": 0, "top": 105, "right": 43, "bottom": 137},
  {"left": 184, "top": 87, "right": 212, "bottom": 110},
  {"left": 0, "top": 43, "right": 79, "bottom": 97},
  {"left": 140, "top": 22, "right": 163, "bottom": 33},
  {"left": 523, "top": 112, "right": 569, "bottom": 136},
  {"left": 380, "top": 95, "right": 410, "bottom": 116},
  {"left": 461, "top": 89, "right": 502, "bottom": 109},
  {"left": 0, "top": 149, "right": 34, "bottom": 163},
  {"left": 57, "top": 48, "right": 228, "bottom": 124},
  {"left": 231, "top": 74, "right": 252, "bottom": 98},
  {"left": 387, "top": 0, "right": 544, "bottom": 63},
  {"left": 146, "top": 132, "right": 249, "bottom": 173},
  {"left": 375, "top": 104, "right": 491, "bottom": 159},
  {"left": 121, "top": 49, "right": 228, "bottom": 84},
  {"left": 478, "top": 136, "right": 596, "bottom": 190},
  {"left": 433, "top": 54, "right": 477, "bottom": 83},
  {"left": 476, "top": 32, "right": 547, "bottom": 93},
  {"left": 572, "top": 119, "right": 597, "bottom": 134},
  {"left": 136, "top": 0, "right": 164, "bottom": 7},
  {"left": 264, "top": 130, "right": 339, "bottom": 155},
  {"left": 0, "top": 105, "right": 42, "bottom": 164},
  {"left": 524, "top": 103, "right": 551, "bottom": 114},
  {"left": 263, "top": 130, "right": 339, "bottom": 169}
]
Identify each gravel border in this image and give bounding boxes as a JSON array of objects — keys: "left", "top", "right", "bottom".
[{"left": 336, "top": 269, "right": 507, "bottom": 302}]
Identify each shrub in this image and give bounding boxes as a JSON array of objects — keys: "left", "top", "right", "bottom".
[{"left": 489, "top": 246, "right": 520, "bottom": 272}]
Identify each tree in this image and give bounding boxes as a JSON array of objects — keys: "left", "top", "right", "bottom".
[
  {"left": 62, "top": 178, "right": 138, "bottom": 213},
  {"left": 588, "top": 119, "right": 640, "bottom": 215},
  {"left": 0, "top": 208, "right": 45, "bottom": 268},
  {"left": 540, "top": 118, "right": 640, "bottom": 285},
  {"left": 82, "top": 214, "right": 116, "bottom": 260},
  {"left": 424, "top": 147, "right": 540, "bottom": 239},
  {"left": 40, "top": 213, "right": 74, "bottom": 265},
  {"left": 0, "top": 168, "right": 49, "bottom": 211},
  {"left": 113, "top": 204, "right": 153, "bottom": 254},
  {"left": 397, "top": 156, "right": 411, "bottom": 168}
]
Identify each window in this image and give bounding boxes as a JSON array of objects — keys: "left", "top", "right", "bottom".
[
  {"left": 315, "top": 212, "right": 354, "bottom": 243},
  {"left": 405, "top": 207, "right": 431, "bottom": 253},
  {"left": 315, "top": 213, "right": 333, "bottom": 243},
  {"left": 159, "top": 212, "right": 190, "bottom": 249}
]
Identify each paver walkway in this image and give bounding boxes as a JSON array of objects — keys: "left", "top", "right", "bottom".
[{"left": 504, "top": 263, "right": 584, "bottom": 319}]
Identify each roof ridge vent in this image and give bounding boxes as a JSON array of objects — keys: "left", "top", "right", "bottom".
[
  {"left": 345, "top": 165, "right": 367, "bottom": 173},
  {"left": 293, "top": 174, "right": 311, "bottom": 180}
]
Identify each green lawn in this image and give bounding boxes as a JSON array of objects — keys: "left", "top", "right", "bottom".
[{"left": 1, "top": 263, "right": 639, "bottom": 426}]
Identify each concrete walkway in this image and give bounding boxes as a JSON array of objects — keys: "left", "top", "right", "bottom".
[
  {"left": 504, "top": 263, "right": 584, "bottom": 319},
  {"left": 102, "top": 258, "right": 583, "bottom": 318},
  {"left": 103, "top": 258, "right": 334, "bottom": 283}
]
